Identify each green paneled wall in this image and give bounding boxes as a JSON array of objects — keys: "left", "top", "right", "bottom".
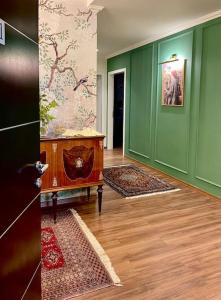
[
  {"left": 107, "top": 17, "right": 221, "bottom": 198},
  {"left": 195, "top": 21, "right": 221, "bottom": 189},
  {"left": 155, "top": 32, "right": 193, "bottom": 174},
  {"left": 129, "top": 45, "right": 153, "bottom": 159}
]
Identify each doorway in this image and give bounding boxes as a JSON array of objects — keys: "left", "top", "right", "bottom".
[
  {"left": 107, "top": 68, "right": 126, "bottom": 154},
  {"left": 96, "top": 75, "right": 102, "bottom": 133},
  {"left": 113, "top": 73, "right": 124, "bottom": 148}
]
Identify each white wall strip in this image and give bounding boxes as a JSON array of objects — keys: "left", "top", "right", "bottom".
[
  {"left": 1, "top": 18, "right": 38, "bottom": 45},
  {"left": 0, "top": 120, "right": 40, "bottom": 132}
]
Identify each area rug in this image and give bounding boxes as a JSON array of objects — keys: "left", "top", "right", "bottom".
[
  {"left": 41, "top": 227, "right": 65, "bottom": 270},
  {"left": 103, "top": 165, "right": 179, "bottom": 198},
  {"left": 41, "top": 210, "right": 121, "bottom": 300}
]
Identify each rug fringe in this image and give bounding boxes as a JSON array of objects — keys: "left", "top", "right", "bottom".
[
  {"left": 125, "top": 188, "right": 181, "bottom": 199},
  {"left": 104, "top": 164, "right": 131, "bottom": 168},
  {"left": 70, "top": 209, "right": 122, "bottom": 287}
]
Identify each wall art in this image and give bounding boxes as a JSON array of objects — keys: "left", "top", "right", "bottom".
[{"left": 162, "top": 59, "right": 185, "bottom": 106}]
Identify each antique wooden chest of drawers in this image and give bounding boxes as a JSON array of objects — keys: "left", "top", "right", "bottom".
[{"left": 40, "top": 134, "right": 105, "bottom": 222}]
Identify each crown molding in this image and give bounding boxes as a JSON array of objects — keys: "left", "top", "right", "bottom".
[
  {"left": 106, "top": 9, "right": 221, "bottom": 59},
  {"left": 88, "top": 4, "right": 104, "bottom": 13},
  {"left": 87, "top": 0, "right": 94, "bottom": 6}
]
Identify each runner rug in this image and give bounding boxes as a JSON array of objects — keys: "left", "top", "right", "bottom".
[
  {"left": 41, "top": 209, "right": 121, "bottom": 300},
  {"left": 103, "top": 165, "right": 179, "bottom": 198}
]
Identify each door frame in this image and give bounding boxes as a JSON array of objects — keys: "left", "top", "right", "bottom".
[
  {"left": 96, "top": 74, "right": 102, "bottom": 132},
  {"left": 107, "top": 68, "right": 126, "bottom": 155}
]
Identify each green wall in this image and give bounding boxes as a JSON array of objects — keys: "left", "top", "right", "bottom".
[
  {"left": 107, "top": 17, "right": 221, "bottom": 198},
  {"left": 130, "top": 45, "right": 153, "bottom": 160}
]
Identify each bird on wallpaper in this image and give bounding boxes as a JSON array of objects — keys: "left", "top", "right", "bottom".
[{"left": 73, "top": 76, "right": 89, "bottom": 91}]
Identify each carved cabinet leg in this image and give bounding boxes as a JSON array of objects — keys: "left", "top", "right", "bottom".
[
  {"left": 87, "top": 187, "right": 91, "bottom": 201},
  {"left": 52, "top": 192, "right": 58, "bottom": 224},
  {"left": 97, "top": 185, "right": 103, "bottom": 215}
]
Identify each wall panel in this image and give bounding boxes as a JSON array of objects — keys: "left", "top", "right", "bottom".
[
  {"left": 107, "top": 17, "right": 221, "bottom": 198},
  {"left": 155, "top": 32, "right": 193, "bottom": 174},
  {"left": 129, "top": 45, "right": 153, "bottom": 159},
  {"left": 195, "top": 21, "right": 221, "bottom": 188}
]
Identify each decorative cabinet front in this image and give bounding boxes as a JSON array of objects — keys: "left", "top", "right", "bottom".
[
  {"left": 40, "top": 136, "right": 104, "bottom": 193},
  {"left": 40, "top": 135, "right": 105, "bottom": 222}
]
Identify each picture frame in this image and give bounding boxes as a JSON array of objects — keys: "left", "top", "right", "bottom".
[{"left": 161, "top": 59, "right": 185, "bottom": 106}]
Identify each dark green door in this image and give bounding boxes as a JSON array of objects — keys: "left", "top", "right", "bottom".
[{"left": 0, "top": 1, "right": 41, "bottom": 299}]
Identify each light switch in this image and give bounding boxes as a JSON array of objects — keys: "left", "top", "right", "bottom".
[{"left": 0, "top": 19, "right": 5, "bottom": 45}]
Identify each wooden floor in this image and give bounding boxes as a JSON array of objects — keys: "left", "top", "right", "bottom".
[{"left": 67, "top": 149, "right": 221, "bottom": 300}]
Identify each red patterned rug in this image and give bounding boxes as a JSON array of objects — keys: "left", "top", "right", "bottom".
[
  {"left": 103, "top": 165, "right": 179, "bottom": 198},
  {"left": 41, "top": 210, "right": 121, "bottom": 300},
  {"left": 41, "top": 227, "right": 65, "bottom": 270}
]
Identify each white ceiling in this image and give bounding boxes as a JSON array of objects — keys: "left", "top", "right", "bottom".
[{"left": 91, "top": 0, "right": 221, "bottom": 58}]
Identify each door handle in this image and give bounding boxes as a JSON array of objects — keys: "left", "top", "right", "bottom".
[
  {"left": 35, "top": 161, "right": 49, "bottom": 176},
  {"left": 34, "top": 178, "right": 42, "bottom": 189},
  {"left": 17, "top": 162, "right": 48, "bottom": 189},
  {"left": 18, "top": 161, "right": 48, "bottom": 176}
]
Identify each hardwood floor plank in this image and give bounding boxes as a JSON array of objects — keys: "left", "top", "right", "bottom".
[{"left": 65, "top": 149, "right": 221, "bottom": 300}]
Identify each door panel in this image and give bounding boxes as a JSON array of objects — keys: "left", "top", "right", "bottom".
[
  {"left": 1, "top": 1, "right": 38, "bottom": 42},
  {"left": 0, "top": 123, "right": 40, "bottom": 236},
  {"left": 0, "top": 199, "right": 40, "bottom": 300},
  {"left": 0, "top": 25, "right": 39, "bottom": 130},
  {"left": 22, "top": 268, "right": 41, "bottom": 300},
  {"left": 0, "top": 0, "right": 40, "bottom": 298}
]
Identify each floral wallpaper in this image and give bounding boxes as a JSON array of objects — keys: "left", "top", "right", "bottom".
[{"left": 39, "top": 0, "right": 98, "bottom": 135}]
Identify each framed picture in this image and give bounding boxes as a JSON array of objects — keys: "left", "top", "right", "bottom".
[{"left": 161, "top": 59, "right": 185, "bottom": 106}]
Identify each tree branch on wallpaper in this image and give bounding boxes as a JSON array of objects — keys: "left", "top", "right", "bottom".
[
  {"left": 91, "top": 31, "right": 97, "bottom": 38},
  {"left": 40, "top": 0, "right": 94, "bottom": 26},
  {"left": 39, "top": 0, "right": 73, "bottom": 16},
  {"left": 82, "top": 84, "right": 96, "bottom": 97},
  {"left": 39, "top": 31, "right": 78, "bottom": 87},
  {"left": 39, "top": 25, "right": 96, "bottom": 97},
  {"left": 48, "top": 42, "right": 78, "bottom": 88},
  {"left": 84, "top": 111, "right": 96, "bottom": 127},
  {"left": 77, "top": 107, "right": 96, "bottom": 128},
  {"left": 77, "top": 9, "right": 93, "bottom": 22},
  {"left": 39, "top": 2, "right": 97, "bottom": 132},
  {"left": 74, "top": 9, "right": 95, "bottom": 31}
]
